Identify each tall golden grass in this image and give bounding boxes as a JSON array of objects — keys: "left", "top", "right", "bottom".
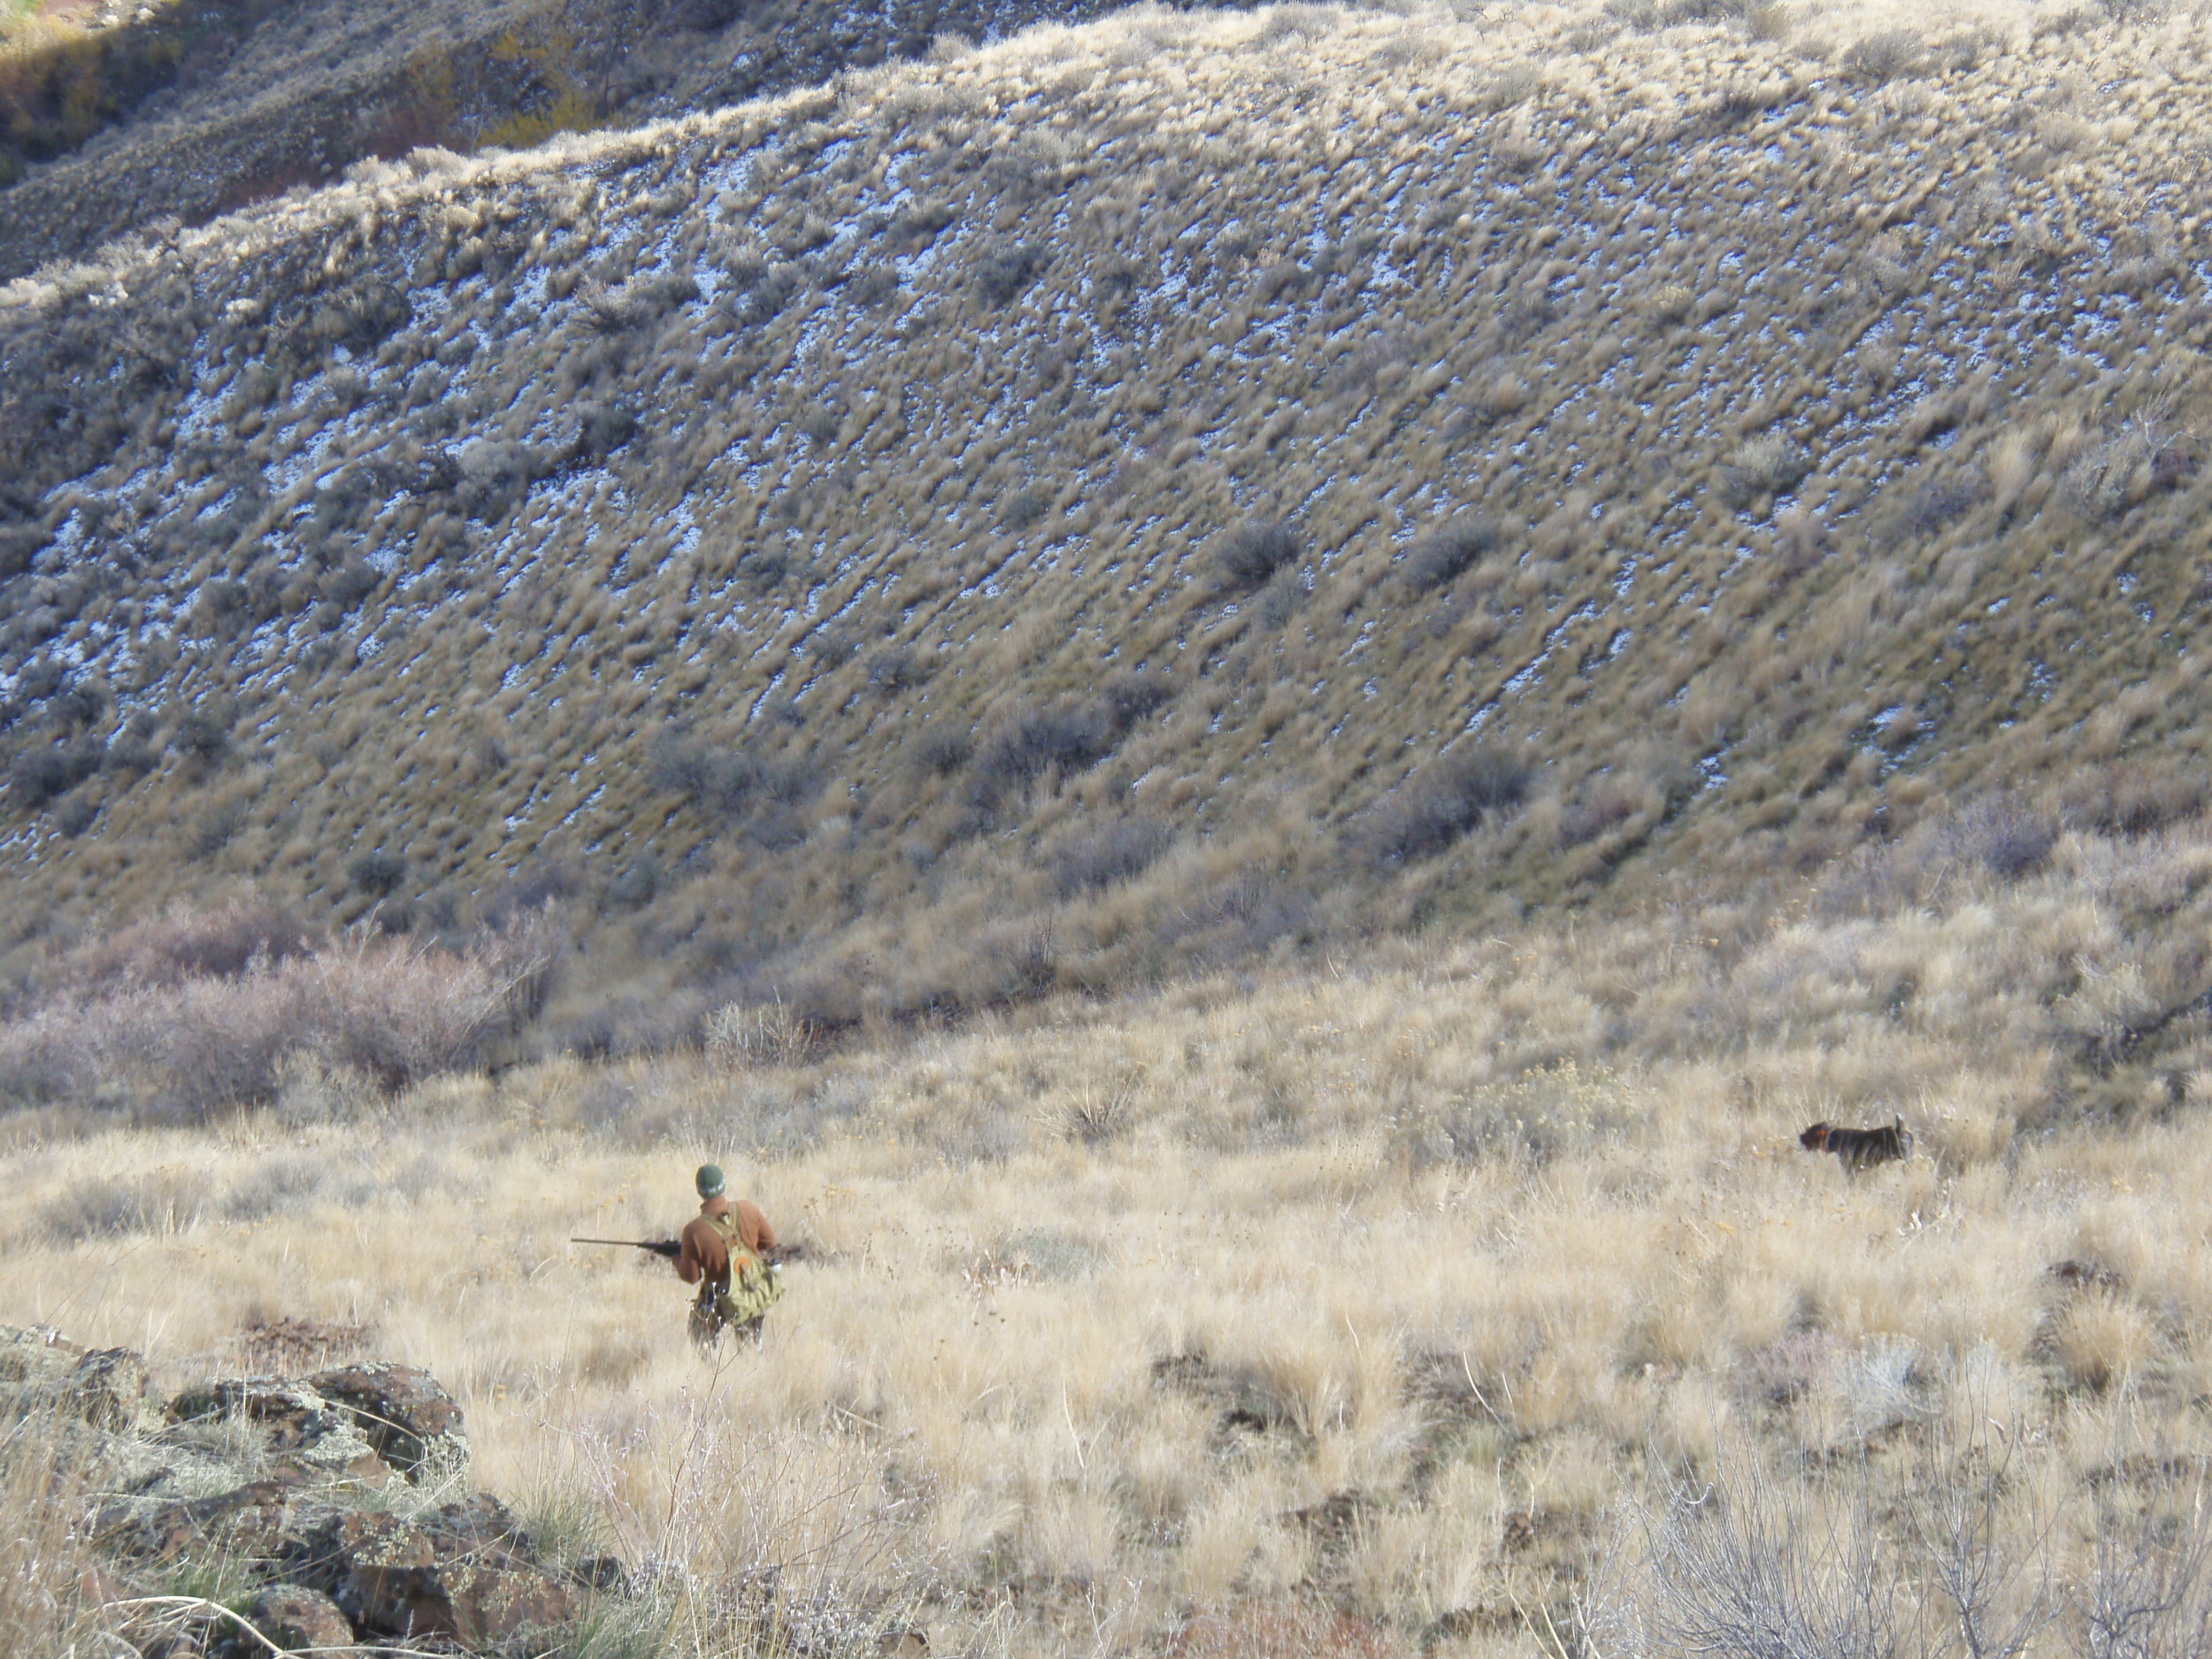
[{"left": 10, "top": 821, "right": 2212, "bottom": 1654}]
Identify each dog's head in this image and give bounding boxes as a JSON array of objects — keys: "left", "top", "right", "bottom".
[{"left": 1799, "top": 1123, "right": 1831, "bottom": 1150}]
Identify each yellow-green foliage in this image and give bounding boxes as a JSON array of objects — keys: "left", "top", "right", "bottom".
[{"left": 2, "top": 0, "right": 2211, "bottom": 1026}]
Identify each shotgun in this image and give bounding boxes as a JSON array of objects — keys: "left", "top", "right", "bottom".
[{"left": 571, "top": 1237, "right": 681, "bottom": 1259}]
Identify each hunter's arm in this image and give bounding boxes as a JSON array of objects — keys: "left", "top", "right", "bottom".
[{"left": 672, "top": 1221, "right": 705, "bottom": 1284}]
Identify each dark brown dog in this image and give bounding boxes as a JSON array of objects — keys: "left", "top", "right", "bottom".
[{"left": 1799, "top": 1117, "right": 1913, "bottom": 1171}]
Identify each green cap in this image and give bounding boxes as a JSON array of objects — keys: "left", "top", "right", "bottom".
[{"left": 695, "top": 1164, "right": 726, "bottom": 1198}]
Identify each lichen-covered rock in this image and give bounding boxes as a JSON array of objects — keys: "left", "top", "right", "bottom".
[
  {"left": 247, "top": 1583, "right": 355, "bottom": 1652},
  {"left": 0, "top": 1324, "right": 77, "bottom": 1387},
  {"left": 0, "top": 1327, "right": 159, "bottom": 1432},
  {"left": 70, "top": 1346, "right": 155, "bottom": 1432},
  {"left": 102, "top": 1475, "right": 329, "bottom": 1565},
  {"left": 309, "top": 1362, "right": 470, "bottom": 1481},
  {"left": 35, "top": 1330, "right": 592, "bottom": 1655},
  {"left": 166, "top": 1379, "right": 394, "bottom": 1487},
  {"left": 308, "top": 1508, "right": 575, "bottom": 1644}
]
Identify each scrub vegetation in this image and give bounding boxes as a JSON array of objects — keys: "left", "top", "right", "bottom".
[
  {"left": 15, "top": 833, "right": 2212, "bottom": 1656},
  {"left": 4, "top": 0, "right": 2211, "bottom": 1052},
  {"left": 5, "top": 0, "right": 2212, "bottom": 1652}
]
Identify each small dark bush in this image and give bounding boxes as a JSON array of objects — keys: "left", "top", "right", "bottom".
[
  {"left": 50, "top": 681, "right": 105, "bottom": 728},
  {"left": 1047, "top": 818, "right": 1174, "bottom": 897},
  {"left": 608, "top": 857, "right": 661, "bottom": 909},
  {"left": 1215, "top": 520, "right": 1300, "bottom": 590},
  {"left": 349, "top": 850, "right": 408, "bottom": 896},
  {"left": 12, "top": 741, "right": 104, "bottom": 806},
  {"left": 189, "top": 803, "right": 244, "bottom": 861},
  {"left": 1401, "top": 518, "right": 1501, "bottom": 593},
  {"left": 973, "top": 698, "right": 1119, "bottom": 799},
  {"left": 173, "top": 710, "right": 232, "bottom": 761},
  {"left": 1100, "top": 669, "right": 1176, "bottom": 727},
  {"left": 912, "top": 724, "right": 972, "bottom": 775},
  {"left": 102, "top": 741, "right": 159, "bottom": 778},
  {"left": 320, "top": 558, "right": 380, "bottom": 611},
  {"left": 726, "top": 265, "right": 803, "bottom": 328},
  {"left": 572, "top": 402, "right": 638, "bottom": 463},
  {"left": 1362, "top": 745, "right": 1533, "bottom": 865},
  {"left": 649, "top": 729, "right": 814, "bottom": 823},
  {"left": 1982, "top": 816, "right": 2058, "bottom": 879},
  {"left": 455, "top": 438, "right": 544, "bottom": 521},
  {"left": 1900, "top": 475, "right": 1985, "bottom": 537},
  {"left": 976, "top": 242, "right": 1048, "bottom": 306},
  {"left": 866, "top": 647, "right": 926, "bottom": 693}
]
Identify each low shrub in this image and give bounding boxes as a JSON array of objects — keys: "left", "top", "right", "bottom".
[
  {"left": 1045, "top": 817, "right": 1173, "bottom": 896},
  {"left": 650, "top": 729, "right": 816, "bottom": 824},
  {"left": 971, "top": 698, "right": 1122, "bottom": 805},
  {"left": 1843, "top": 28, "right": 1924, "bottom": 81},
  {"left": 0, "top": 909, "right": 560, "bottom": 1120},
  {"left": 1213, "top": 520, "right": 1299, "bottom": 591},
  {"left": 349, "top": 850, "right": 408, "bottom": 896},
  {"left": 1359, "top": 745, "right": 1532, "bottom": 866},
  {"left": 975, "top": 242, "right": 1048, "bottom": 305},
  {"left": 1399, "top": 518, "right": 1499, "bottom": 593},
  {"left": 73, "top": 897, "right": 309, "bottom": 990},
  {"left": 9, "top": 741, "right": 102, "bottom": 806}
]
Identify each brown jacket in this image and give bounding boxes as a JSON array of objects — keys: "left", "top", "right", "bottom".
[{"left": 675, "top": 1196, "right": 777, "bottom": 1287}]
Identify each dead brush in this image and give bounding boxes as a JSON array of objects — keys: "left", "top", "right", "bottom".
[
  {"left": 703, "top": 1000, "right": 818, "bottom": 1071},
  {"left": 1060, "top": 1073, "right": 1140, "bottom": 1146}
]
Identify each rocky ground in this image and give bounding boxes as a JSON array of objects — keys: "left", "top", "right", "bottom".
[{"left": 1, "top": 1323, "right": 603, "bottom": 1655}]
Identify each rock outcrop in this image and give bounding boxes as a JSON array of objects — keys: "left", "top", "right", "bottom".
[{"left": 2, "top": 1325, "right": 594, "bottom": 1655}]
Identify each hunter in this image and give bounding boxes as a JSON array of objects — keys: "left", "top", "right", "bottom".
[{"left": 676, "top": 1164, "right": 783, "bottom": 1347}]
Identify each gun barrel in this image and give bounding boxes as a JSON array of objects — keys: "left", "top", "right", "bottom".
[{"left": 569, "top": 1237, "right": 680, "bottom": 1256}]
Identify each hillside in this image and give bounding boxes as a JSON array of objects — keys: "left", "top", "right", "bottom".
[
  {"left": 0, "top": 0, "right": 1193, "bottom": 280},
  {"left": 3, "top": 0, "right": 2212, "bottom": 1047}
]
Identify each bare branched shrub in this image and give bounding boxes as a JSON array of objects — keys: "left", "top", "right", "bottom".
[
  {"left": 71, "top": 897, "right": 310, "bottom": 991},
  {"left": 0, "top": 908, "right": 559, "bottom": 1119},
  {"left": 1594, "top": 1387, "right": 2212, "bottom": 1659},
  {"left": 704, "top": 1000, "right": 817, "bottom": 1070}
]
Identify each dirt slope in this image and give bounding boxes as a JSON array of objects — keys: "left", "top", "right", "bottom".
[{"left": 2, "top": 0, "right": 2210, "bottom": 1036}]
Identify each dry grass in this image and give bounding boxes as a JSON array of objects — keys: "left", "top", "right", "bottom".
[
  {"left": 11, "top": 827, "right": 2212, "bottom": 1653},
  {"left": 4, "top": 0, "right": 2212, "bottom": 1034}
]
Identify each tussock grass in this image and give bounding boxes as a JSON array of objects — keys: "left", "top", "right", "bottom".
[
  {"left": 7, "top": 0, "right": 2212, "bottom": 1034},
  {"left": 10, "top": 823, "right": 2212, "bottom": 1651}
]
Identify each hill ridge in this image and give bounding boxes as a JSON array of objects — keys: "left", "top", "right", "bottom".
[{"left": 2, "top": 0, "right": 2210, "bottom": 1036}]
